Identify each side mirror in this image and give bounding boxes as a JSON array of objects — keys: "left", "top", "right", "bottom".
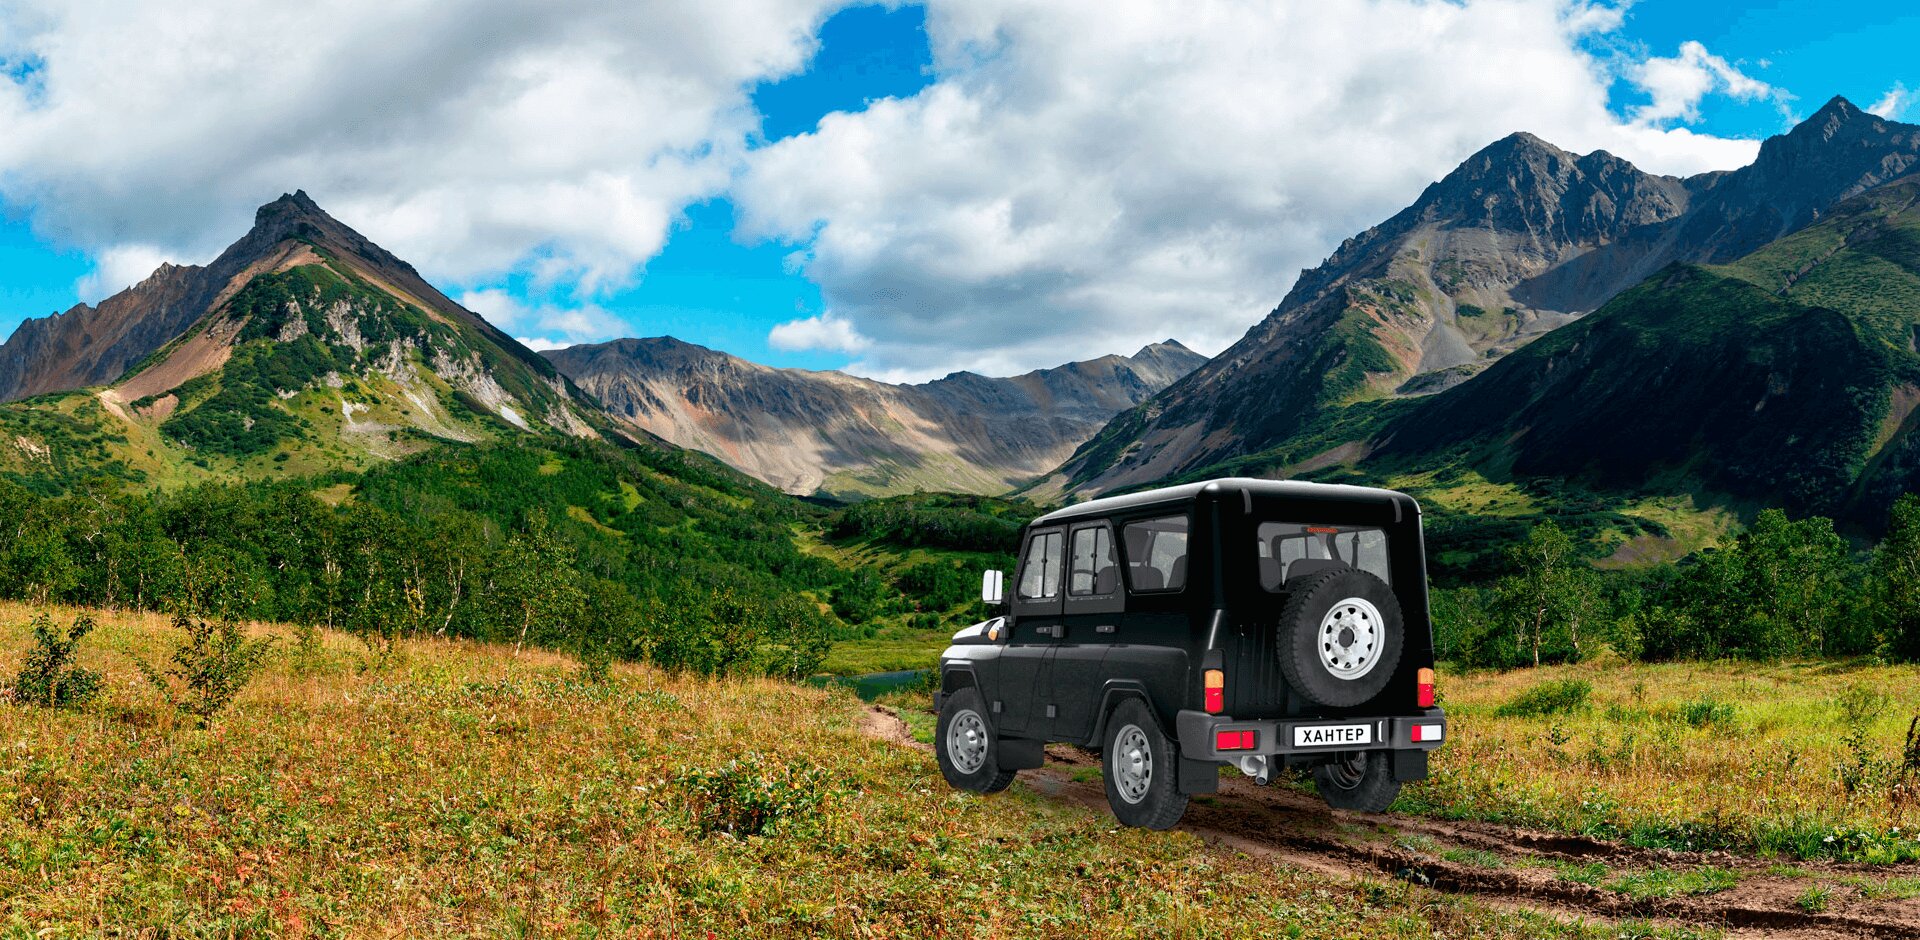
[{"left": 981, "top": 569, "right": 1006, "bottom": 606}]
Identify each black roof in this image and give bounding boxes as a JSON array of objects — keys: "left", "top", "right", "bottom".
[{"left": 1032, "top": 477, "right": 1415, "bottom": 527}]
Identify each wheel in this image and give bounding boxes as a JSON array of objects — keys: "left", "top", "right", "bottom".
[
  {"left": 1275, "top": 567, "right": 1404, "bottom": 707},
  {"left": 1101, "top": 698, "right": 1189, "bottom": 830},
  {"left": 1313, "top": 750, "right": 1401, "bottom": 812},
  {"left": 936, "top": 687, "right": 1016, "bottom": 793}
]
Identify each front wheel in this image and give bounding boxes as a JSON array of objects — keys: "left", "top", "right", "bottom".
[
  {"left": 936, "top": 687, "right": 1016, "bottom": 793},
  {"left": 1101, "top": 699, "right": 1189, "bottom": 830},
  {"left": 1313, "top": 751, "right": 1401, "bottom": 813}
]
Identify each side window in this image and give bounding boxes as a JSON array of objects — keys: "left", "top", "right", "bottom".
[
  {"left": 1068, "top": 525, "right": 1116, "bottom": 596},
  {"left": 1017, "top": 530, "right": 1064, "bottom": 600},
  {"left": 1121, "top": 515, "right": 1189, "bottom": 593}
]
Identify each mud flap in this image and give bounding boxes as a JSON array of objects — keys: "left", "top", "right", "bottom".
[
  {"left": 1178, "top": 756, "right": 1220, "bottom": 795},
  {"left": 1391, "top": 749, "right": 1428, "bottom": 782},
  {"left": 997, "top": 737, "right": 1045, "bottom": 771}
]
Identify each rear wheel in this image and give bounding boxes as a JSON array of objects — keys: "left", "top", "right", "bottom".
[
  {"left": 1101, "top": 698, "right": 1188, "bottom": 830},
  {"left": 937, "top": 687, "right": 1016, "bottom": 793},
  {"left": 1313, "top": 751, "right": 1401, "bottom": 813}
]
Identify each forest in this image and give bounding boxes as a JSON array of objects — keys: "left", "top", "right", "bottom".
[{"left": 6, "top": 425, "right": 1920, "bottom": 679}]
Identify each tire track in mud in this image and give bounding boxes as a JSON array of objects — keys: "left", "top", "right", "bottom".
[{"left": 861, "top": 705, "right": 1920, "bottom": 939}]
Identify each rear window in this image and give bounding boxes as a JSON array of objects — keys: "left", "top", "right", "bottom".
[
  {"left": 1122, "top": 515, "right": 1189, "bottom": 592},
  {"left": 1257, "top": 522, "right": 1390, "bottom": 590}
]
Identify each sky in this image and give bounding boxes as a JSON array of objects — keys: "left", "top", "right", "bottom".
[{"left": 0, "top": 0, "right": 1914, "bottom": 383}]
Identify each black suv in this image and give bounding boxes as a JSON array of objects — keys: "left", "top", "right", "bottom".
[{"left": 934, "top": 478, "right": 1446, "bottom": 829}]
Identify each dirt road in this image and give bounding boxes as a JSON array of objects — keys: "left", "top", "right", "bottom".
[{"left": 860, "top": 705, "right": 1920, "bottom": 939}]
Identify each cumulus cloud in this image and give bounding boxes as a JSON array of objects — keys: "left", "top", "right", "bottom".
[
  {"left": 0, "top": 0, "right": 842, "bottom": 293},
  {"left": 458, "top": 288, "right": 625, "bottom": 347},
  {"left": 1869, "top": 83, "right": 1913, "bottom": 120},
  {"left": 75, "top": 244, "right": 173, "bottom": 304},
  {"left": 768, "top": 313, "right": 870, "bottom": 353},
  {"left": 1626, "top": 39, "right": 1785, "bottom": 127},
  {"left": 736, "top": 0, "right": 1776, "bottom": 381}
]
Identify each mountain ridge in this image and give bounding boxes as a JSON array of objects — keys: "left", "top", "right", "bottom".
[
  {"left": 544, "top": 335, "right": 1205, "bottom": 498},
  {"left": 1050, "top": 95, "right": 1920, "bottom": 498}
]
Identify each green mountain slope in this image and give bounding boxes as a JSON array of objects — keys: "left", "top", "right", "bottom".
[
  {"left": 1378, "top": 175, "right": 1920, "bottom": 524},
  {"left": 0, "top": 194, "right": 610, "bottom": 492}
]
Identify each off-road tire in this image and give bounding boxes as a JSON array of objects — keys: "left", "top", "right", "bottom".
[
  {"left": 936, "top": 687, "right": 1017, "bottom": 793},
  {"left": 1313, "top": 750, "right": 1401, "bottom": 812},
  {"left": 1276, "top": 566, "right": 1404, "bottom": 707},
  {"left": 1101, "top": 698, "right": 1189, "bottom": 830}
]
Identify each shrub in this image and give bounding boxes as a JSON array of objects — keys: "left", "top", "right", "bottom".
[
  {"left": 1496, "top": 678, "right": 1592, "bottom": 718},
  {"left": 12, "top": 613, "right": 103, "bottom": 709},
  {"left": 678, "top": 758, "right": 833, "bottom": 838},
  {"left": 1679, "top": 697, "right": 1736, "bottom": 728},
  {"left": 135, "top": 613, "right": 276, "bottom": 726}
]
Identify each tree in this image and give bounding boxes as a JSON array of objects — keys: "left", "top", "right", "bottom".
[
  {"left": 1875, "top": 493, "right": 1920, "bottom": 661},
  {"left": 1493, "top": 521, "right": 1598, "bottom": 667},
  {"left": 495, "top": 515, "right": 585, "bottom": 655},
  {"left": 0, "top": 479, "right": 78, "bottom": 606}
]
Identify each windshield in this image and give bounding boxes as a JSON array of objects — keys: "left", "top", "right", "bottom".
[{"left": 1256, "top": 522, "right": 1390, "bottom": 590}]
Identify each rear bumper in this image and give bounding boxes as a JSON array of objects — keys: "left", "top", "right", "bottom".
[{"left": 1175, "top": 708, "right": 1447, "bottom": 762}]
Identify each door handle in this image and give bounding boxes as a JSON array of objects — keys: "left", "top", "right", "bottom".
[
  {"left": 1040, "top": 625, "right": 1065, "bottom": 639},
  {"left": 1095, "top": 624, "right": 1116, "bottom": 634}
]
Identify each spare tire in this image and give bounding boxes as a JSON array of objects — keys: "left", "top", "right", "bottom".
[{"left": 1275, "top": 566, "right": 1403, "bottom": 707}]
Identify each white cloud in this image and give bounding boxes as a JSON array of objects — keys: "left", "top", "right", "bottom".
[
  {"left": 1869, "top": 83, "right": 1913, "bottom": 120},
  {"left": 735, "top": 0, "right": 1775, "bottom": 382},
  {"left": 516, "top": 336, "right": 573, "bottom": 353},
  {"left": 1626, "top": 39, "right": 1784, "bottom": 127},
  {"left": 458, "top": 288, "right": 625, "bottom": 345},
  {"left": 74, "top": 243, "right": 172, "bottom": 303},
  {"left": 0, "top": 0, "right": 844, "bottom": 294},
  {"left": 768, "top": 312, "right": 870, "bottom": 353}
]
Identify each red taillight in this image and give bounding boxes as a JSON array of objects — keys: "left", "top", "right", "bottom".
[
  {"left": 1417, "top": 667, "right": 1435, "bottom": 708},
  {"left": 1215, "top": 729, "right": 1256, "bottom": 751},
  {"left": 1203, "top": 669, "right": 1225, "bottom": 714},
  {"left": 1412, "top": 724, "right": 1444, "bottom": 743}
]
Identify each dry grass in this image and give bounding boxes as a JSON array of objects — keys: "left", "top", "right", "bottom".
[
  {"left": 1408, "top": 659, "right": 1920, "bottom": 861},
  {"left": 0, "top": 602, "right": 1703, "bottom": 938}
]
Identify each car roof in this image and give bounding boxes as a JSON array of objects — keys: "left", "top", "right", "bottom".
[{"left": 1030, "top": 477, "right": 1413, "bottom": 527}]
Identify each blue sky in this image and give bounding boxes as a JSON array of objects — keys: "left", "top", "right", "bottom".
[{"left": 0, "top": 1, "right": 1914, "bottom": 379}]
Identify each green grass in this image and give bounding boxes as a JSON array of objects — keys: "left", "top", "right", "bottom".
[
  {"left": 1438, "top": 847, "right": 1506, "bottom": 868},
  {"left": 0, "top": 604, "right": 1668, "bottom": 938},
  {"left": 1604, "top": 866, "right": 1740, "bottom": 900},
  {"left": 1795, "top": 884, "right": 1832, "bottom": 913}
]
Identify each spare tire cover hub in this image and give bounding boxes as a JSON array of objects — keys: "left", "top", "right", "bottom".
[{"left": 1319, "top": 597, "right": 1382, "bottom": 680}]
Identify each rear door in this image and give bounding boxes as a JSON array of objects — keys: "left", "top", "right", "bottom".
[{"left": 998, "top": 526, "right": 1065, "bottom": 736}]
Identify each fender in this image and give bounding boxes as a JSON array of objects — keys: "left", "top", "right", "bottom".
[
  {"left": 1088, "top": 680, "right": 1217, "bottom": 796},
  {"left": 935, "top": 664, "right": 979, "bottom": 713}
]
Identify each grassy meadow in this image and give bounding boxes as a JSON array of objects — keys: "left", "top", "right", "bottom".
[
  {"left": 1403, "top": 659, "right": 1920, "bottom": 863},
  {"left": 864, "top": 644, "right": 1920, "bottom": 866},
  {"left": 1, "top": 602, "right": 1710, "bottom": 939}
]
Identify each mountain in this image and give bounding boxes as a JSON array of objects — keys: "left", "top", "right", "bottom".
[
  {"left": 1052, "top": 97, "right": 1920, "bottom": 497},
  {"left": 0, "top": 192, "right": 606, "bottom": 488},
  {"left": 543, "top": 336, "right": 1206, "bottom": 498},
  {"left": 1378, "top": 171, "right": 1920, "bottom": 523}
]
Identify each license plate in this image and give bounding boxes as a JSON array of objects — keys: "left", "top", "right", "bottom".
[{"left": 1294, "top": 723, "right": 1372, "bottom": 748}]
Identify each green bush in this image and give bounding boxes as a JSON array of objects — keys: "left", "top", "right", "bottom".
[
  {"left": 134, "top": 613, "right": 276, "bottom": 726},
  {"left": 1678, "top": 697, "right": 1735, "bottom": 728},
  {"left": 12, "top": 612, "right": 103, "bottom": 709},
  {"left": 678, "top": 758, "right": 834, "bottom": 837},
  {"left": 1496, "top": 678, "right": 1592, "bottom": 718}
]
